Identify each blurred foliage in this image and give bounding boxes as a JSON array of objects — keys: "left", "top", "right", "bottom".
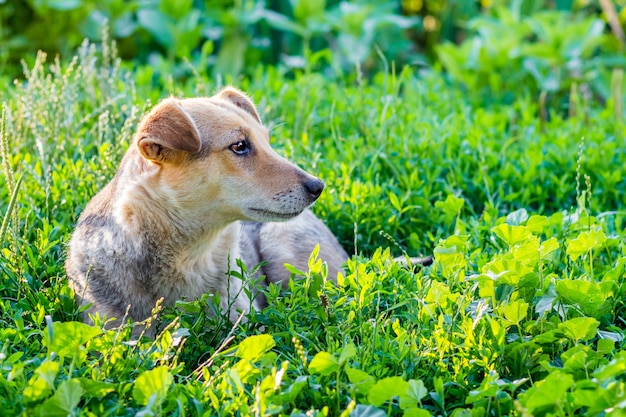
[
  {"left": 0, "top": 0, "right": 422, "bottom": 79},
  {"left": 2, "top": 0, "right": 626, "bottom": 111},
  {"left": 436, "top": 0, "right": 626, "bottom": 109}
]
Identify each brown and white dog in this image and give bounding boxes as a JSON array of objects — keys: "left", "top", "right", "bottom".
[{"left": 65, "top": 87, "right": 348, "bottom": 331}]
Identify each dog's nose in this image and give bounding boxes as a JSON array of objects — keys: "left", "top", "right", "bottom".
[{"left": 304, "top": 178, "right": 324, "bottom": 198}]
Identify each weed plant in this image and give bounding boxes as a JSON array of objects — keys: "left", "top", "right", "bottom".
[{"left": 0, "top": 41, "right": 625, "bottom": 416}]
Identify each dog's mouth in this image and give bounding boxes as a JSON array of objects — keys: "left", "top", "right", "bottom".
[{"left": 248, "top": 208, "right": 303, "bottom": 221}]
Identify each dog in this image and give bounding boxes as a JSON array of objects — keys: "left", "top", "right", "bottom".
[{"left": 65, "top": 87, "right": 348, "bottom": 331}]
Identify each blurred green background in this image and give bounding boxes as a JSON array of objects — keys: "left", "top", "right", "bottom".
[{"left": 2, "top": 0, "right": 626, "bottom": 111}]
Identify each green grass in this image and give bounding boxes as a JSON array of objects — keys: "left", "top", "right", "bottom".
[{"left": 0, "top": 42, "right": 625, "bottom": 416}]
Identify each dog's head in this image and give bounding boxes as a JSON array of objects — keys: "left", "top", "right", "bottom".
[{"left": 132, "top": 87, "right": 324, "bottom": 223}]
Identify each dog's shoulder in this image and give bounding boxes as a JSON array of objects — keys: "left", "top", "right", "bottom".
[{"left": 65, "top": 174, "right": 160, "bottom": 294}]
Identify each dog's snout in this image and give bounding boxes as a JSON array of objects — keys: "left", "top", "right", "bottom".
[{"left": 304, "top": 178, "right": 324, "bottom": 198}]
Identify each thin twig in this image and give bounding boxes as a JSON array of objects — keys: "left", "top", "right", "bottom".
[{"left": 192, "top": 311, "right": 246, "bottom": 382}]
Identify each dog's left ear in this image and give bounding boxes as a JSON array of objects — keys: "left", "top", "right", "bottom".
[
  {"left": 218, "top": 87, "right": 262, "bottom": 124},
  {"left": 136, "top": 98, "right": 202, "bottom": 164}
]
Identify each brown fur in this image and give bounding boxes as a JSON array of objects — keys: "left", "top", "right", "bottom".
[{"left": 65, "top": 87, "right": 348, "bottom": 332}]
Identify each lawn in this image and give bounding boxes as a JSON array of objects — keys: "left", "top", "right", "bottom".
[{"left": 0, "top": 40, "right": 625, "bottom": 416}]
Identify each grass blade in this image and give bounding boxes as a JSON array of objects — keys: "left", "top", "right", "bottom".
[{"left": 1, "top": 174, "right": 22, "bottom": 244}]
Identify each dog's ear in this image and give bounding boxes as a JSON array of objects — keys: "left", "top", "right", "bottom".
[
  {"left": 218, "top": 87, "right": 262, "bottom": 124},
  {"left": 136, "top": 98, "right": 202, "bottom": 164}
]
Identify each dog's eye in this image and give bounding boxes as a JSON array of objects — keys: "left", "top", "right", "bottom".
[{"left": 230, "top": 140, "right": 250, "bottom": 156}]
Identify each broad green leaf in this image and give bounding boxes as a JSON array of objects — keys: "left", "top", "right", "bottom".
[
  {"left": 435, "top": 194, "right": 465, "bottom": 218},
  {"left": 518, "top": 371, "right": 574, "bottom": 413},
  {"left": 433, "top": 249, "right": 466, "bottom": 277},
  {"left": 4, "top": 351, "right": 24, "bottom": 364},
  {"left": 555, "top": 279, "right": 612, "bottom": 319},
  {"left": 603, "top": 257, "right": 626, "bottom": 281},
  {"left": 338, "top": 343, "right": 357, "bottom": 365},
  {"left": 535, "top": 285, "right": 557, "bottom": 316},
  {"left": 39, "top": 379, "right": 84, "bottom": 417},
  {"left": 224, "top": 367, "right": 244, "bottom": 393},
  {"left": 506, "top": 208, "right": 529, "bottom": 225},
  {"left": 558, "top": 317, "right": 599, "bottom": 342},
  {"left": 293, "top": 0, "right": 326, "bottom": 21},
  {"left": 43, "top": 321, "right": 102, "bottom": 358},
  {"left": 161, "top": 0, "right": 193, "bottom": 20},
  {"left": 392, "top": 319, "right": 406, "bottom": 337},
  {"left": 403, "top": 408, "right": 431, "bottom": 417},
  {"left": 492, "top": 224, "right": 532, "bottom": 246},
  {"left": 593, "top": 351, "right": 626, "bottom": 380},
  {"left": 133, "top": 366, "right": 173, "bottom": 406},
  {"left": 79, "top": 379, "right": 115, "bottom": 397},
  {"left": 350, "top": 404, "right": 387, "bottom": 417},
  {"left": 137, "top": 10, "right": 173, "bottom": 50},
  {"left": 35, "top": 360, "right": 60, "bottom": 390},
  {"left": 236, "top": 334, "right": 275, "bottom": 362},
  {"left": 200, "top": 39, "right": 213, "bottom": 57},
  {"left": 435, "top": 234, "right": 468, "bottom": 251},
  {"left": 235, "top": 355, "right": 256, "bottom": 382},
  {"left": 47, "top": 0, "right": 81, "bottom": 10},
  {"left": 533, "top": 330, "right": 557, "bottom": 344},
  {"left": 502, "top": 300, "right": 529, "bottom": 326},
  {"left": 346, "top": 367, "right": 376, "bottom": 395},
  {"left": 425, "top": 281, "right": 459, "bottom": 305},
  {"left": 571, "top": 382, "right": 618, "bottom": 414},
  {"left": 346, "top": 367, "right": 374, "bottom": 384},
  {"left": 261, "top": 10, "right": 308, "bottom": 37},
  {"left": 274, "top": 375, "right": 307, "bottom": 404},
  {"left": 481, "top": 257, "right": 534, "bottom": 287},
  {"left": 399, "top": 379, "right": 428, "bottom": 409},
  {"left": 367, "top": 376, "right": 409, "bottom": 407},
  {"left": 475, "top": 275, "right": 495, "bottom": 298},
  {"left": 539, "top": 237, "right": 559, "bottom": 258},
  {"left": 24, "top": 374, "right": 53, "bottom": 403},
  {"left": 309, "top": 352, "right": 339, "bottom": 376},
  {"left": 566, "top": 230, "right": 607, "bottom": 261},
  {"left": 597, "top": 338, "right": 614, "bottom": 355},
  {"left": 562, "top": 346, "right": 591, "bottom": 372},
  {"left": 466, "top": 371, "right": 515, "bottom": 403},
  {"left": 512, "top": 236, "right": 540, "bottom": 266},
  {"left": 22, "top": 359, "right": 61, "bottom": 403},
  {"left": 434, "top": 235, "right": 468, "bottom": 277},
  {"left": 526, "top": 215, "right": 548, "bottom": 233}
]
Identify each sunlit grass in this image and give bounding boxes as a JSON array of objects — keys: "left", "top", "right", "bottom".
[{"left": 0, "top": 41, "right": 625, "bottom": 416}]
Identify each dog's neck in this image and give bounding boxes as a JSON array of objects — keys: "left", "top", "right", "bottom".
[{"left": 112, "top": 152, "right": 240, "bottom": 264}]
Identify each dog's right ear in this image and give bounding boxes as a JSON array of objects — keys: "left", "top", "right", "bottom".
[
  {"left": 136, "top": 98, "right": 202, "bottom": 164},
  {"left": 218, "top": 87, "right": 262, "bottom": 124}
]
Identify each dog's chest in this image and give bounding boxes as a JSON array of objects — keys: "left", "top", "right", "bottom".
[{"left": 156, "top": 224, "right": 242, "bottom": 303}]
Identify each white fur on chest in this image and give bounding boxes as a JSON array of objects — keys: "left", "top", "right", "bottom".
[{"left": 166, "top": 222, "right": 253, "bottom": 316}]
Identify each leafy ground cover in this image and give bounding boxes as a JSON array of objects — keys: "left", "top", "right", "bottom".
[{"left": 0, "top": 42, "right": 625, "bottom": 416}]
